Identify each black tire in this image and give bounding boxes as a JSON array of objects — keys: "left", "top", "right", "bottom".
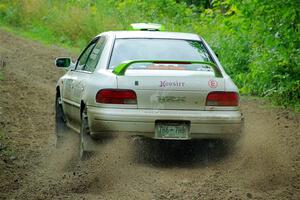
[
  {"left": 79, "top": 109, "right": 93, "bottom": 161},
  {"left": 55, "top": 95, "right": 68, "bottom": 147}
]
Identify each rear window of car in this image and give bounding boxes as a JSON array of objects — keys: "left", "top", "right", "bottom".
[{"left": 108, "top": 39, "right": 214, "bottom": 71}]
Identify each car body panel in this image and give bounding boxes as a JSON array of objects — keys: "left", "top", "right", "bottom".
[{"left": 101, "top": 31, "right": 201, "bottom": 40}]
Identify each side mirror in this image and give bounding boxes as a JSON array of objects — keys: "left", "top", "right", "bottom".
[{"left": 55, "top": 57, "right": 71, "bottom": 68}]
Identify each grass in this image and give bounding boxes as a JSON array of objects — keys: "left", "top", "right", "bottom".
[
  {"left": 0, "top": 21, "right": 80, "bottom": 54},
  {"left": 0, "top": 72, "right": 3, "bottom": 81}
]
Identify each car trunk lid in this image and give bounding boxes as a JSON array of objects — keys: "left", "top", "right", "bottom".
[{"left": 116, "top": 69, "right": 224, "bottom": 110}]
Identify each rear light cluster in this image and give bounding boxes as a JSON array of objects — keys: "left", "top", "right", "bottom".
[
  {"left": 96, "top": 89, "right": 137, "bottom": 104},
  {"left": 206, "top": 92, "right": 239, "bottom": 106}
]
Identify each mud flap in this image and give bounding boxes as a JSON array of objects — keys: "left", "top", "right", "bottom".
[
  {"left": 55, "top": 96, "right": 69, "bottom": 148},
  {"left": 80, "top": 111, "right": 97, "bottom": 160},
  {"left": 81, "top": 131, "right": 98, "bottom": 152}
]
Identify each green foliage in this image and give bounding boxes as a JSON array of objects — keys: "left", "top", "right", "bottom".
[
  {"left": 0, "top": 72, "right": 3, "bottom": 81},
  {"left": 231, "top": 0, "right": 300, "bottom": 109},
  {"left": 0, "top": 0, "right": 299, "bottom": 109}
]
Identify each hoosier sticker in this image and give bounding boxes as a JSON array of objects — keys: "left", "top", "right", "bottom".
[{"left": 159, "top": 80, "right": 185, "bottom": 87}]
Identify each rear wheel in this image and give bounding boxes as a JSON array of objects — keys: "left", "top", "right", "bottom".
[
  {"left": 55, "top": 95, "right": 68, "bottom": 147},
  {"left": 80, "top": 109, "right": 94, "bottom": 161}
]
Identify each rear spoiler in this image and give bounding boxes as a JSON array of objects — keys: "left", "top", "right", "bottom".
[{"left": 112, "top": 60, "right": 223, "bottom": 78}]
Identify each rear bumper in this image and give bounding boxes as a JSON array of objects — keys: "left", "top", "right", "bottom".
[{"left": 87, "top": 106, "right": 244, "bottom": 140}]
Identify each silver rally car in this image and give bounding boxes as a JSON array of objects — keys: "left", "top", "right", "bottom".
[{"left": 55, "top": 23, "right": 244, "bottom": 160}]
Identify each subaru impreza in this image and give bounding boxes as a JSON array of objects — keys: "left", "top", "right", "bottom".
[{"left": 55, "top": 23, "right": 244, "bottom": 160}]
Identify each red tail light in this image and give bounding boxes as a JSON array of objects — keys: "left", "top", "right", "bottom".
[
  {"left": 206, "top": 92, "right": 239, "bottom": 106},
  {"left": 96, "top": 89, "right": 137, "bottom": 104}
]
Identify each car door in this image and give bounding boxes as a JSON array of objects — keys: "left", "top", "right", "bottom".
[
  {"left": 62, "top": 38, "right": 98, "bottom": 129},
  {"left": 67, "top": 36, "right": 107, "bottom": 129}
]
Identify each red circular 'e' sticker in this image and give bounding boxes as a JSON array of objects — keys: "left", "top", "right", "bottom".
[{"left": 208, "top": 80, "right": 218, "bottom": 88}]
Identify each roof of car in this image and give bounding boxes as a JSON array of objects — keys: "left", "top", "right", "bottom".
[{"left": 98, "top": 31, "right": 201, "bottom": 40}]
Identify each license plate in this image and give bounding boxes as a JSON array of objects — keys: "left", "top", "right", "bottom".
[{"left": 155, "top": 122, "right": 190, "bottom": 139}]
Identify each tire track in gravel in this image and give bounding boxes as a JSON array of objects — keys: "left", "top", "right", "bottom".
[{"left": 0, "top": 30, "right": 299, "bottom": 200}]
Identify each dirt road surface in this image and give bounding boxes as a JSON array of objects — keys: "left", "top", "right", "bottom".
[{"left": 0, "top": 30, "right": 299, "bottom": 200}]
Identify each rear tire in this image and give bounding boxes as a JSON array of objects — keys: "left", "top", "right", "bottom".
[
  {"left": 80, "top": 109, "right": 94, "bottom": 161},
  {"left": 55, "top": 95, "right": 68, "bottom": 147}
]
